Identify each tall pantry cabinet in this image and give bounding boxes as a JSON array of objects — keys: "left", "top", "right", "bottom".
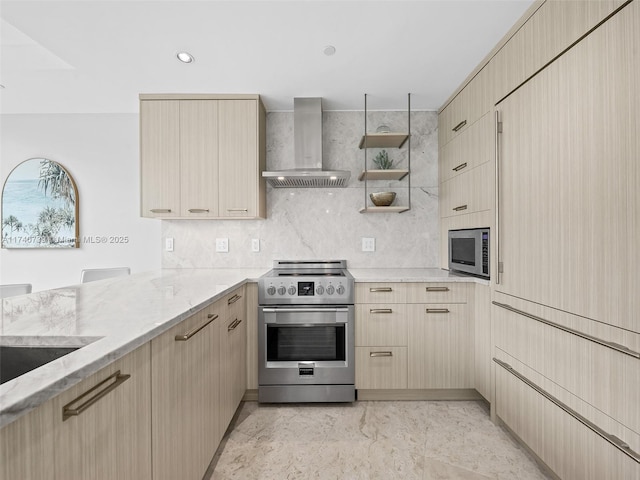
[{"left": 439, "top": 0, "right": 640, "bottom": 478}]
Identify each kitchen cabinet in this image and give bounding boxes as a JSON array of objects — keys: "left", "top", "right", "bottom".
[
  {"left": 151, "top": 302, "right": 222, "bottom": 480},
  {"left": 0, "top": 344, "right": 151, "bottom": 480},
  {"left": 140, "top": 94, "right": 267, "bottom": 219},
  {"left": 355, "top": 283, "right": 408, "bottom": 389},
  {"left": 495, "top": 1, "right": 640, "bottom": 333},
  {"left": 358, "top": 94, "right": 411, "bottom": 213},
  {"left": 219, "top": 286, "right": 247, "bottom": 428},
  {"left": 407, "top": 283, "right": 473, "bottom": 389}
]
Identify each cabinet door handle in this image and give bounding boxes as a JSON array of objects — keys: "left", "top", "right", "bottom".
[
  {"left": 452, "top": 162, "right": 467, "bottom": 172},
  {"left": 425, "top": 286, "right": 449, "bottom": 292},
  {"left": 150, "top": 209, "right": 171, "bottom": 213},
  {"left": 452, "top": 120, "right": 467, "bottom": 132},
  {"left": 370, "top": 351, "right": 393, "bottom": 357},
  {"left": 62, "top": 370, "right": 131, "bottom": 421},
  {"left": 370, "top": 308, "right": 393, "bottom": 314},
  {"left": 175, "top": 313, "right": 218, "bottom": 341},
  {"left": 453, "top": 204, "right": 468, "bottom": 211},
  {"left": 370, "top": 287, "right": 392, "bottom": 292},
  {"left": 227, "top": 208, "right": 249, "bottom": 212},
  {"left": 426, "top": 308, "right": 450, "bottom": 314},
  {"left": 495, "top": 110, "right": 503, "bottom": 284},
  {"left": 228, "top": 318, "right": 242, "bottom": 332},
  {"left": 228, "top": 294, "right": 242, "bottom": 305},
  {"left": 188, "top": 208, "right": 209, "bottom": 213}
]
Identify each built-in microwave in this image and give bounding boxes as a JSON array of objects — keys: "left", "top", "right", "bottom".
[{"left": 448, "top": 228, "right": 490, "bottom": 279}]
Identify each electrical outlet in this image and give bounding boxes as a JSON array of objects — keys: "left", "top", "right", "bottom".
[
  {"left": 165, "top": 238, "right": 174, "bottom": 252},
  {"left": 251, "top": 238, "right": 260, "bottom": 252},
  {"left": 362, "top": 237, "right": 375, "bottom": 252},
  {"left": 215, "top": 238, "right": 229, "bottom": 253}
]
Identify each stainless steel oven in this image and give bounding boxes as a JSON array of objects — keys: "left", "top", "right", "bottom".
[{"left": 258, "top": 260, "right": 355, "bottom": 403}]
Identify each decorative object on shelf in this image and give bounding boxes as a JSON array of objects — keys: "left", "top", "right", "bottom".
[
  {"left": 373, "top": 150, "right": 394, "bottom": 170},
  {"left": 1, "top": 158, "right": 80, "bottom": 249},
  {"left": 376, "top": 125, "right": 391, "bottom": 133},
  {"left": 369, "top": 191, "right": 396, "bottom": 207}
]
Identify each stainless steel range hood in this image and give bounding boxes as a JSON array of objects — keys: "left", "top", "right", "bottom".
[{"left": 262, "top": 97, "right": 350, "bottom": 188}]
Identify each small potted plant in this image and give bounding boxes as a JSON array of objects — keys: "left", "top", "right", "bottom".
[{"left": 373, "top": 150, "right": 394, "bottom": 169}]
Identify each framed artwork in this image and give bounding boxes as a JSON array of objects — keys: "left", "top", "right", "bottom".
[{"left": 2, "top": 158, "right": 79, "bottom": 248}]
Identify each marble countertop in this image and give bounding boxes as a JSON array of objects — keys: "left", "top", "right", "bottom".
[
  {"left": 0, "top": 266, "right": 484, "bottom": 428},
  {"left": 349, "top": 268, "right": 489, "bottom": 285},
  {"left": 0, "top": 268, "right": 266, "bottom": 428}
]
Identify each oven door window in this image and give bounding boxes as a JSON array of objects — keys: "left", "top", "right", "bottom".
[{"left": 266, "top": 325, "right": 346, "bottom": 362}]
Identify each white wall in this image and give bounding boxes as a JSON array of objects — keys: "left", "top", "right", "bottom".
[
  {"left": 162, "top": 110, "right": 440, "bottom": 269},
  {"left": 0, "top": 114, "right": 161, "bottom": 292}
]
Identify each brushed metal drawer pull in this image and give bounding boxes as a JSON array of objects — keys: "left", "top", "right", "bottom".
[
  {"left": 227, "top": 208, "right": 249, "bottom": 212},
  {"left": 453, "top": 205, "right": 468, "bottom": 211},
  {"left": 452, "top": 120, "right": 467, "bottom": 132},
  {"left": 370, "top": 308, "right": 393, "bottom": 314},
  {"left": 425, "top": 287, "right": 450, "bottom": 292},
  {"left": 228, "top": 318, "right": 242, "bottom": 332},
  {"left": 370, "top": 351, "right": 393, "bottom": 357},
  {"left": 452, "top": 162, "right": 467, "bottom": 172},
  {"left": 228, "top": 294, "right": 242, "bottom": 305},
  {"left": 62, "top": 370, "right": 130, "bottom": 421},
  {"left": 370, "top": 287, "right": 392, "bottom": 292},
  {"left": 188, "top": 208, "right": 209, "bottom": 213},
  {"left": 175, "top": 313, "right": 218, "bottom": 341},
  {"left": 426, "top": 308, "right": 450, "bottom": 314},
  {"left": 493, "top": 302, "right": 640, "bottom": 359},
  {"left": 150, "top": 208, "right": 171, "bottom": 213},
  {"left": 494, "top": 358, "right": 640, "bottom": 463}
]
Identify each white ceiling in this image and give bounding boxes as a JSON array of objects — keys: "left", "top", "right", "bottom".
[{"left": 0, "top": 0, "right": 534, "bottom": 114}]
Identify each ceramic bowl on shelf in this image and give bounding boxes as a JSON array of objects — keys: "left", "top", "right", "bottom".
[{"left": 369, "top": 191, "right": 396, "bottom": 206}]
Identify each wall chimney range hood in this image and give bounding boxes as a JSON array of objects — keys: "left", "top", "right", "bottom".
[{"left": 262, "top": 98, "right": 350, "bottom": 188}]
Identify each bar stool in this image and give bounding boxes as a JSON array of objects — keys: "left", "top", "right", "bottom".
[
  {"left": 80, "top": 267, "right": 130, "bottom": 284},
  {"left": 0, "top": 283, "right": 33, "bottom": 299}
]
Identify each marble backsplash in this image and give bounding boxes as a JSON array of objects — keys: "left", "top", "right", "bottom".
[{"left": 162, "top": 109, "right": 439, "bottom": 269}]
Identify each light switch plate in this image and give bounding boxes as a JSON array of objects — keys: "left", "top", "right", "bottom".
[
  {"left": 215, "top": 238, "right": 229, "bottom": 253},
  {"left": 251, "top": 238, "right": 260, "bottom": 252},
  {"left": 362, "top": 237, "right": 375, "bottom": 252},
  {"left": 165, "top": 238, "right": 174, "bottom": 252}
]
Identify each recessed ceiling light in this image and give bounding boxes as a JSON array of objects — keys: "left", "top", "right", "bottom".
[
  {"left": 176, "top": 52, "right": 195, "bottom": 64},
  {"left": 323, "top": 45, "right": 336, "bottom": 56}
]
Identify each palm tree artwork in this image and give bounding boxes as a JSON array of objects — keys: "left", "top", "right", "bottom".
[{"left": 1, "top": 158, "right": 79, "bottom": 248}]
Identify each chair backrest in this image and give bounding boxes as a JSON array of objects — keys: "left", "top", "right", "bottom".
[
  {"left": 80, "top": 267, "right": 131, "bottom": 284},
  {"left": 0, "top": 283, "right": 33, "bottom": 299}
]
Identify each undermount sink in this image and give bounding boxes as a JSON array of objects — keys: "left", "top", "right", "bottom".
[{"left": 0, "top": 346, "right": 80, "bottom": 385}]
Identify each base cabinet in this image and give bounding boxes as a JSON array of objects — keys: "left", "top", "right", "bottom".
[
  {"left": 0, "top": 344, "right": 152, "bottom": 480},
  {"left": 151, "top": 303, "right": 222, "bottom": 480}
]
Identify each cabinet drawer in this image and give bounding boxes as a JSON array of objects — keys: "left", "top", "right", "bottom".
[
  {"left": 355, "top": 283, "right": 406, "bottom": 303},
  {"left": 407, "top": 303, "right": 473, "bottom": 389},
  {"left": 406, "top": 283, "right": 469, "bottom": 304},
  {"left": 439, "top": 161, "right": 492, "bottom": 218},
  {"left": 439, "top": 112, "right": 493, "bottom": 184},
  {"left": 493, "top": 296, "right": 640, "bottom": 433},
  {"left": 355, "top": 347, "right": 407, "bottom": 389},
  {"left": 495, "top": 354, "right": 639, "bottom": 479},
  {"left": 355, "top": 304, "right": 407, "bottom": 347}
]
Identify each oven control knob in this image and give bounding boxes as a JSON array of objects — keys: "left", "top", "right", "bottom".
[
  {"left": 267, "top": 286, "right": 276, "bottom": 296},
  {"left": 288, "top": 286, "right": 296, "bottom": 295},
  {"left": 336, "top": 285, "right": 345, "bottom": 295},
  {"left": 316, "top": 285, "right": 324, "bottom": 295},
  {"left": 277, "top": 286, "right": 286, "bottom": 295},
  {"left": 326, "top": 285, "right": 335, "bottom": 295}
]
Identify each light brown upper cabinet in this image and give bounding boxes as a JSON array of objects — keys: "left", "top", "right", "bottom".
[{"left": 140, "top": 94, "right": 267, "bottom": 219}]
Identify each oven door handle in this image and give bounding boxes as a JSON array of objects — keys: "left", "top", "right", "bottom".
[{"left": 261, "top": 307, "right": 350, "bottom": 314}]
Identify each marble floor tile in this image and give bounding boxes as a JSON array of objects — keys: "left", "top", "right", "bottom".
[{"left": 206, "top": 401, "right": 552, "bottom": 480}]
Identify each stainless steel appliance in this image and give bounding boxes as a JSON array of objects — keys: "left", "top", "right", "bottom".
[
  {"left": 448, "top": 228, "right": 490, "bottom": 279},
  {"left": 258, "top": 260, "right": 355, "bottom": 403}
]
